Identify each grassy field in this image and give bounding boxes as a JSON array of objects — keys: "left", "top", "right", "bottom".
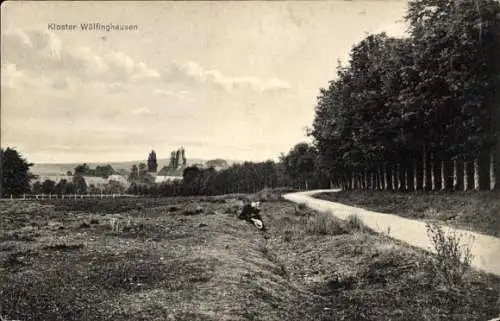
[
  {"left": 1, "top": 193, "right": 499, "bottom": 321},
  {"left": 315, "top": 190, "right": 500, "bottom": 237}
]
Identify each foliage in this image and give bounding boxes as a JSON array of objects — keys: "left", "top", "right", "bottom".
[
  {"left": 72, "top": 175, "right": 87, "bottom": 193},
  {"left": 129, "top": 165, "right": 139, "bottom": 181},
  {"left": 147, "top": 150, "right": 158, "bottom": 173},
  {"left": 281, "top": 143, "right": 322, "bottom": 189},
  {"left": 425, "top": 222, "right": 474, "bottom": 287},
  {"left": 0, "top": 147, "right": 34, "bottom": 197},
  {"left": 73, "top": 163, "right": 115, "bottom": 178},
  {"left": 311, "top": 0, "right": 500, "bottom": 189},
  {"left": 41, "top": 179, "right": 56, "bottom": 194}
]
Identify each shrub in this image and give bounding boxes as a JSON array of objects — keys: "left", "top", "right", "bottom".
[
  {"left": 344, "top": 214, "right": 365, "bottom": 232},
  {"left": 306, "top": 211, "right": 346, "bottom": 235},
  {"left": 425, "top": 222, "right": 474, "bottom": 287},
  {"left": 297, "top": 202, "right": 307, "bottom": 210}
]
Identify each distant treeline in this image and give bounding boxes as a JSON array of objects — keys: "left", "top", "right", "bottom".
[{"left": 127, "top": 143, "right": 331, "bottom": 196}]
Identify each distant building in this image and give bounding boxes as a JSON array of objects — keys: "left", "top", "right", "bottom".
[
  {"left": 107, "top": 174, "right": 130, "bottom": 189},
  {"left": 155, "top": 175, "right": 183, "bottom": 184},
  {"left": 83, "top": 176, "right": 108, "bottom": 191}
]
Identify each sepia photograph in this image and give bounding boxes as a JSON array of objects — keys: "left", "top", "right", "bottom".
[{"left": 1, "top": 0, "right": 499, "bottom": 320}]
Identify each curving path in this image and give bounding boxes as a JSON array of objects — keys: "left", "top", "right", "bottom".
[{"left": 283, "top": 189, "right": 500, "bottom": 277}]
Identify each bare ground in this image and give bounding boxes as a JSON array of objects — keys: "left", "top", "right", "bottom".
[{"left": 0, "top": 195, "right": 499, "bottom": 321}]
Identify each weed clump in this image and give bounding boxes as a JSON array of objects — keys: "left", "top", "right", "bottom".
[
  {"left": 306, "top": 211, "right": 346, "bottom": 235},
  {"left": 345, "top": 214, "right": 365, "bottom": 232},
  {"left": 425, "top": 222, "right": 474, "bottom": 287}
]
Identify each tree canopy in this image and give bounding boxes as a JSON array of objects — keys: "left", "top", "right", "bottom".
[
  {"left": 1, "top": 148, "right": 35, "bottom": 197},
  {"left": 311, "top": 0, "right": 500, "bottom": 190}
]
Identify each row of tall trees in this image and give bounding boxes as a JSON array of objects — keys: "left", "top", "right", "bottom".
[{"left": 312, "top": 0, "right": 500, "bottom": 192}]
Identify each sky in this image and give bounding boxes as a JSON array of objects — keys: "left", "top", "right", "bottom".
[{"left": 1, "top": 1, "right": 409, "bottom": 164}]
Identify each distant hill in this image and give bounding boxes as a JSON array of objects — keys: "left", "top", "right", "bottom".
[{"left": 31, "top": 158, "right": 241, "bottom": 176}]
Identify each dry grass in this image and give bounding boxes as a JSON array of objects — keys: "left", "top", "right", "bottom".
[{"left": 0, "top": 197, "right": 498, "bottom": 321}]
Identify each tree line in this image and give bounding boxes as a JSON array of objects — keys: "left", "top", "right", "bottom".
[
  {"left": 127, "top": 149, "right": 330, "bottom": 197},
  {"left": 311, "top": 0, "right": 500, "bottom": 192}
]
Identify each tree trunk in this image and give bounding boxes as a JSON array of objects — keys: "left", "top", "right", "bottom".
[
  {"left": 413, "top": 159, "right": 418, "bottom": 191},
  {"left": 474, "top": 158, "right": 480, "bottom": 190},
  {"left": 391, "top": 165, "right": 396, "bottom": 190},
  {"left": 441, "top": 160, "right": 446, "bottom": 191},
  {"left": 378, "top": 167, "right": 384, "bottom": 191},
  {"left": 422, "top": 146, "right": 427, "bottom": 191},
  {"left": 384, "top": 165, "right": 388, "bottom": 190},
  {"left": 453, "top": 159, "right": 458, "bottom": 190},
  {"left": 431, "top": 155, "right": 436, "bottom": 191},
  {"left": 397, "top": 164, "right": 401, "bottom": 190},
  {"left": 364, "top": 171, "right": 368, "bottom": 190},
  {"left": 491, "top": 152, "right": 496, "bottom": 190},
  {"left": 370, "top": 171, "right": 374, "bottom": 190},
  {"left": 404, "top": 166, "right": 408, "bottom": 191},
  {"left": 463, "top": 161, "right": 468, "bottom": 191}
]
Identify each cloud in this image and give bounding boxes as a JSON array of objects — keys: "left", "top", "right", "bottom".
[
  {"left": 2, "top": 28, "right": 161, "bottom": 85},
  {"left": 1, "top": 63, "right": 24, "bottom": 89},
  {"left": 153, "top": 88, "right": 191, "bottom": 101},
  {"left": 2, "top": 28, "right": 291, "bottom": 98},
  {"left": 132, "top": 107, "right": 154, "bottom": 116},
  {"left": 161, "top": 61, "right": 291, "bottom": 93}
]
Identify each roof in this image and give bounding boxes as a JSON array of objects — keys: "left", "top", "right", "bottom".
[
  {"left": 155, "top": 176, "right": 183, "bottom": 184},
  {"left": 107, "top": 175, "right": 130, "bottom": 188},
  {"left": 83, "top": 176, "right": 108, "bottom": 186}
]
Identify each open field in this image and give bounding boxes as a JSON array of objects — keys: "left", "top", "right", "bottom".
[
  {"left": 315, "top": 191, "right": 500, "bottom": 237},
  {"left": 1, "top": 194, "right": 499, "bottom": 321}
]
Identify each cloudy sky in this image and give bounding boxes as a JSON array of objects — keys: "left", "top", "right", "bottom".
[{"left": 1, "top": 1, "right": 408, "bottom": 164}]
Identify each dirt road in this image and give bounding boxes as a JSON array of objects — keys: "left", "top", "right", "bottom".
[{"left": 283, "top": 189, "right": 500, "bottom": 276}]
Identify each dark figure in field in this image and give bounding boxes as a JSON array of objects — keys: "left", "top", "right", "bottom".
[{"left": 238, "top": 201, "right": 266, "bottom": 231}]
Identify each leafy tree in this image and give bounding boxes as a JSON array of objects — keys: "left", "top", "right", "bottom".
[
  {"left": 147, "top": 150, "right": 158, "bottom": 172},
  {"left": 311, "top": 0, "right": 500, "bottom": 192},
  {"left": 54, "top": 179, "right": 76, "bottom": 194},
  {"left": 183, "top": 166, "right": 201, "bottom": 185},
  {"left": 72, "top": 175, "right": 87, "bottom": 193},
  {"left": 107, "top": 180, "right": 126, "bottom": 194},
  {"left": 41, "top": 179, "right": 56, "bottom": 194},
  {"left": 55, "top": 179, "right": 68, "bottom": 194},
  {"left": 181, "top": 148, "right": 187, "bottom": 166},
  {"left": 282, "top": 143, "right": 318, "bottom": 189},
  {"left": 1, "top": 147, "right": 34, "bottom": 197},
  {"left": 74, "top": 163, "right": 91, "bottom": 176},
  {"left": 129, "top": 165, "right": 139, "bottom": 181},
  {"left": 94, "top": 165, "right": 115, "bottom": 178},
  {"left": 32, "top": 181, "right": 42, "bottom": 194},
  {"left": 138, "top": 163, "right": 148, "bottom": 177}
]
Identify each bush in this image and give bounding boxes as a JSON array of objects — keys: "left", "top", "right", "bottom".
[
  {"left": 344, "top": 214, "right": 365, "bottom": 232},
  {"left": 425, "top": 222, "right": 474, "bottom": 287},
  {"left": 297, "top": 202, "right": 307, "bottom": 211},
  {"left": 306, "top": 211, "right": 346, "bottom": 235}
]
